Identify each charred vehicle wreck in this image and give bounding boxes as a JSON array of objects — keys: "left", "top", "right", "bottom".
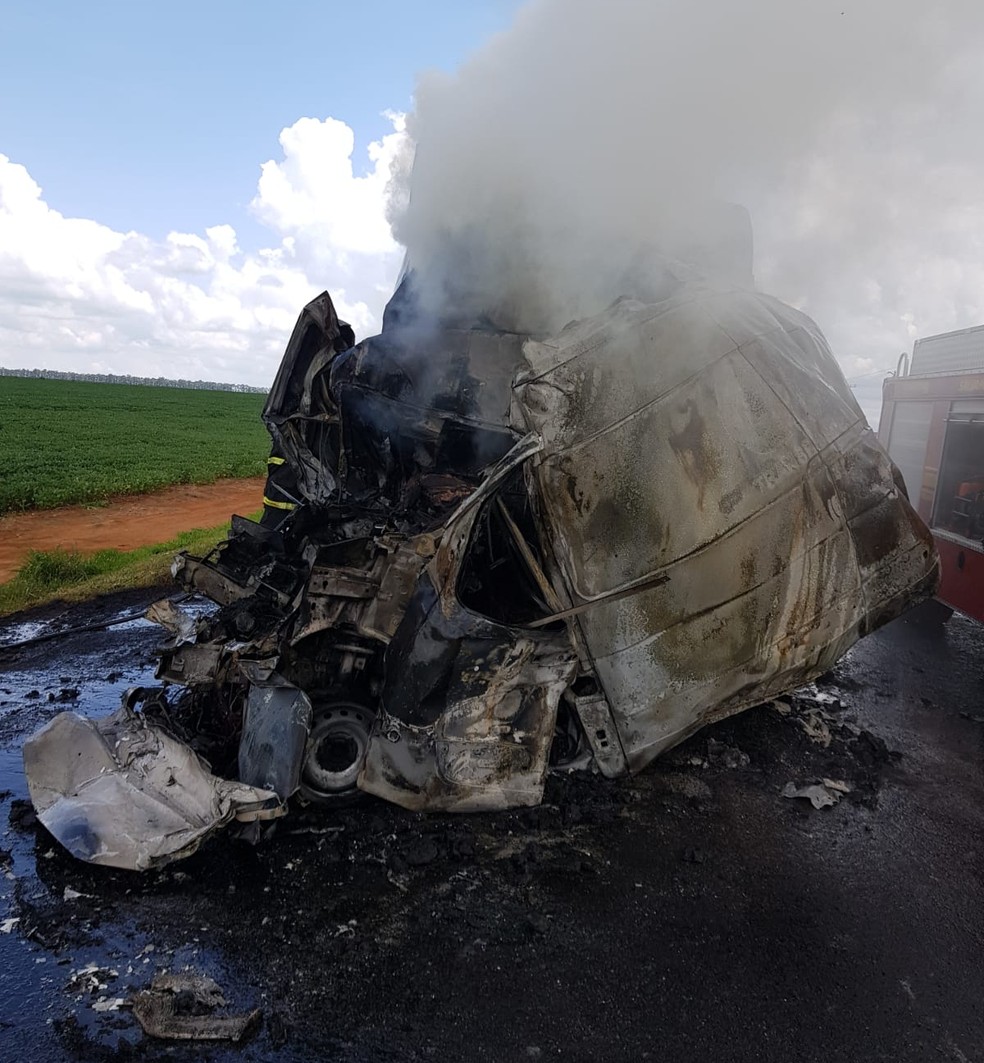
[{"left": 25, "top": 270, "right": 939, "bottom": 869}]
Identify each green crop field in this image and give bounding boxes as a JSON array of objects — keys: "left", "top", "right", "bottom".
[{"left": 0, "top": 377, "right": 269, "bottom": 513}]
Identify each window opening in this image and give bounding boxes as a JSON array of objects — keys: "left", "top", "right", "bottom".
[
  {"left": 456, "top": 471, "right": 560, "bottom": 626},
  {"left": 931, "top": 419, "right": 984, "bottom": 541}
]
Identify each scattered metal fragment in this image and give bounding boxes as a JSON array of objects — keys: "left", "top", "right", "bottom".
[
  {"left": 795, "top": 711, "right": 834, "bottom": 747},
  {"left": 145, "top": 599, "right": 198, "bottom": 647},
  {"left": 131, "top": 973, "right": 261, "bottom": 1042},
  {"left": 782, "top": 778, "right": 853, "bottom": 810},
  {"left": 92, "top": 997, "right": 127, "bottom": 1013},
  {"left": 67, "top": 964, "right": 118, "bottom": 994}
]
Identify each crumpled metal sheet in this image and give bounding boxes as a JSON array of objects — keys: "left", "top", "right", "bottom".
[
  {"left": 261, "top": 291, "right": 355, "bottom": 506},
  {"left": 360, "top": 615, "right": 576, "bottom": 811},
  {"left": 132, "top": 973, "right": 261, "bottom": 1042},
  {"left": 781, "top": 778, "right": 852, "bottom": 810},
  {"left": 145, "top": 599, "right": 197, "bottom": 647},
  {"left": 514, "top": 285, "right": 938, "bottom": 770},
  {"left": 23, "top": 697, "right": 282, "bottom": 870}
]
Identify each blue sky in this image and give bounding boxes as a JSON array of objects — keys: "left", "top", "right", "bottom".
[
  {"left": 0, "top": 0, "right": 982, "bottom": 423},
  {"left": 0, "top": 1, "right": 521, "bottom": 244}
]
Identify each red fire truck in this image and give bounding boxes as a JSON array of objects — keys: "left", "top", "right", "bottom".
[{"left": 879, "top": 324, "right": 984, "bottom": 622}]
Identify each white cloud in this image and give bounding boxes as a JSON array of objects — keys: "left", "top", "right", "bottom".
[
  {"left": 253, "top": 114, "right": 403, "bottom": 253},
  {"left": 3, "top": 10, "right": 984, "bottom": 428},
  {"left": 0, "top": 114, "right": 407, "bottom": 386}
]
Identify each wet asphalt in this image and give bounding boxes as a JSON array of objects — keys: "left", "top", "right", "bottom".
[{"left": 0, "top": 589, "right": 981, "bottom": 1062}]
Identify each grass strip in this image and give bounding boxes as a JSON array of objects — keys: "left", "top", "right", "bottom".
[
  {"left": 0, "top": 377, "right": 269, "bottom": 514},
  {"left": 0, "top": 522, "right": 236, "bottom": 617}
]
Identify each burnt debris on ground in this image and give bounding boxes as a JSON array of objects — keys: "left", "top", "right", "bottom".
[{"left": 1, "top": 588, "right": 983, "bottom": 1060}]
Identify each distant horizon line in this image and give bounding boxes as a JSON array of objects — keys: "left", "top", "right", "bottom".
[{"left": 0, "top": 366, "right": 268, "bottom": 394}]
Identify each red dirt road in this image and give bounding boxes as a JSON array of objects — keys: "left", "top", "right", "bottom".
[{"left": 0, "top": 477, "right": 265, "bottom": 583}]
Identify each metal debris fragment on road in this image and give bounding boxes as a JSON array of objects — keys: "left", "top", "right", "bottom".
[
  {"left": 796, "top": 711, "right": 834, "bottom": 747},
  {"left": 771, "top": 690, "right": 858, "bottom": 748},
  {"left": 67, "top": 963, "right": 118, "bottom": 994},
  {"left": 91, "top": 997, "right": 127, "bottom": 1013},
  {"left": 145, "top": 598, "right": 198, "bottom": 647},
  {"left": 782, "top": 778, "right": 853, "bottom": 810},
  {"left": 131, "top": 972, "right": 261, "bottom": 1042}
]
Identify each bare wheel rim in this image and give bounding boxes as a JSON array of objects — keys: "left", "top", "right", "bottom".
[{"left": 300, "top": 702, "right": 375, "bottom": 802}]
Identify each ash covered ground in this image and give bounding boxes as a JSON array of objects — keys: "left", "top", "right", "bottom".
[{"left": 0, "top": 589, "right": 981, "bottom": 1062}]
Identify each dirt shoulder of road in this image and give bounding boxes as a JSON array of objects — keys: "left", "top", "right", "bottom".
[
  {"left": 0, "top": 476, "right": 265, "bottom": 584},
  {"left": 0, "top": 477, "right": 264, "bottom": 616}
]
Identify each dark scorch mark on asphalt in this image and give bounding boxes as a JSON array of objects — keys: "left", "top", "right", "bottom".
[{"left": 0, "top": 590, "right": 982, "bottom": 1062}]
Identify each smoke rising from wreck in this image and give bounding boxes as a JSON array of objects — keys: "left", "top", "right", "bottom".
[{"left": 389, "top": 0, "right": 984, "bottom": 351}]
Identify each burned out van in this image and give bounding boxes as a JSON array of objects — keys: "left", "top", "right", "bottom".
[{"left": 25, "top": 273, "right": 938, "bottom": 869}]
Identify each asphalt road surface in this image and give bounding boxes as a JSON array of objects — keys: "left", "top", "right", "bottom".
[{"left": 0, "top": 589, "right": 981, "bottom": 1062}]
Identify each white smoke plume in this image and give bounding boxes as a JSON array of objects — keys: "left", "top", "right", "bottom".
[{"left": 390, "top": 0, "right": 984, "bottom": 388}]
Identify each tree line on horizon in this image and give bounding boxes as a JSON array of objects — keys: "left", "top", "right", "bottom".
[{"left": 0, "top": 366, "right": 267, "bottom": 393}]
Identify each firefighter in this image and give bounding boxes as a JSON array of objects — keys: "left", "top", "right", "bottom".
[{"left": 260, "top": 445, "right": 300, "bottom": 527}]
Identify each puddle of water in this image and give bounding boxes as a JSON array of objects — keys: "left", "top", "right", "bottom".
[
  {"left": 0, "top": 594, "right": 216, "bottom": 650},
  {"left": 0, "top": 747, "right": 26, "bottom": 798},
  {"left": 0, "top": 745, "right": 63, "bottom": 1056},
  {"left": 0, "top": 596, "right": 218, "bottom": 728},
  {"left": 0, "top": 592, "right": 283, "bottom": 1060},
  {"left": 0, "top": 665, "right": 158, "bottom": 726},
  {"left": 0, "top": 620, "right": 47, "bottom": 648}
]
